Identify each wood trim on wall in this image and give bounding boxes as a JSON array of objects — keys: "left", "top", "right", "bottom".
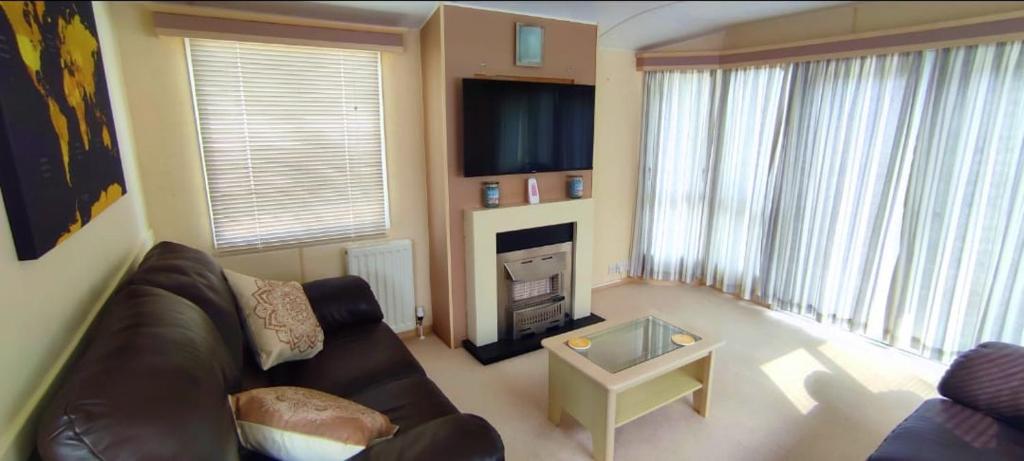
[
  {"left": 637, "top": 11, "right": 1024, "bottom": 70},
  {"left": 472, "top": 73, "right": 576, "bottom": 84},
  {"left": 420, "top": 7, "right": 457, "bottom": 348},
  {"left": 153, "top": 12, "right": 404, "bottom": 52}
]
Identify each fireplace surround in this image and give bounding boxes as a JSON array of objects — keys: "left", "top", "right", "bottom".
[{"left": 463, "top": 199, "right": 603, "bottom": 364}]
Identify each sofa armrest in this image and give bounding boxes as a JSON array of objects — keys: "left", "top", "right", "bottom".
[
  {"left": 354, "top": 414, "right": 504, "bottom": 461},
  {"left": 938, "top": 341, "right": 1024, "bottom": 428},
  {"left": 302, "top": 276, "right": 383, "bottom": 332}
]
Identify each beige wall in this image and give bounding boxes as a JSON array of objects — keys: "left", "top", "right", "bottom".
[
  {"left": 0, "top": 3, "right": 152, "bottom": 459},
  {"left": 105, "top": 3, "right": 434, "bottom": 325},
  {"left": 591, "top": 48, "right": 642, "bottom": 288},
  {"left": 655, "top": 1, "right": 1024, "bottom": 52}
]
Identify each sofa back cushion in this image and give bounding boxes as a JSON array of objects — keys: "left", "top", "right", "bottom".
[
  {"left": 938, "top": 341, "right": 1024, "bottom": 428},
  {"left": 37, "top": 286, "right": 240, "bottom": 460},
  {"left": 302, "top": 276, "right": 383, "bottom": 333},
  {"left": 127, "top": 241, "right": 245, "bottom": 389}
]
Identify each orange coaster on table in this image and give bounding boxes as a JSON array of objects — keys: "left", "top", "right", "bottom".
[
  {"left": 671, "top": 333, "right": 696, "bottom": 346},
  {"left": 568, "top": 337, "right": 592, "bottom": 350}
]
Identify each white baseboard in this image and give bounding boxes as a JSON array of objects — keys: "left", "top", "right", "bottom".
[{"left": 592, "top": 277, "right": 634, "bottom": 290}]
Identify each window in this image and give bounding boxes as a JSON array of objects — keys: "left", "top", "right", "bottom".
[
  {"left": 186, "top": 39, "right": 388, "bottom": 251},
  {"left": 633, "top": 41, "right": 1024, "bottom": 362}
]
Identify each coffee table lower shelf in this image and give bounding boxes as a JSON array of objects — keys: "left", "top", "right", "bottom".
[
  {"left": 615, "top": 368, "right": 702, "bottom": 426},
  {"left": 547, "top": 351, "right": 714, "bottom": 461}
]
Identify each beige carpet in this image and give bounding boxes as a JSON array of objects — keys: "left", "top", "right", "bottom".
[{"left": 404, "top": 283, "right": 946, "bottom": 461}]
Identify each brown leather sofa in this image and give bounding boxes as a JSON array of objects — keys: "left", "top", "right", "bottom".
[{"left": 36, "top": 241, "right": 504, "bottom": 460}]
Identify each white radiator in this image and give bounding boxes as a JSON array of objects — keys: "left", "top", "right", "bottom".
[{"left": 346, "top": 240, "right": 416, "bottom": 332}]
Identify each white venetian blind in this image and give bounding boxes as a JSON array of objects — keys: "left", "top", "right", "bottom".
[{"left": 186, "top": 38, "right": 389, "bottom": 251}]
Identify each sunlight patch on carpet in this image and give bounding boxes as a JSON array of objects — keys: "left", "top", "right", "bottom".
[{"left": 761, "top": 348, "right": 828, "bottom": 414}]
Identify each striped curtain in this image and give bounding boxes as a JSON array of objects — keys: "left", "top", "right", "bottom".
[
  {"left": 631, "top": 64, "right": 789, "bottom": 299},
  {"left": 704, "top": 65, "right": 790, "bottom": 299},
  {"left": 631, "top": 69, "right": 718, "bottom": 282},
  {"left": 765, "top": 52, "right": 925, "bottom": 335},
  {"left": 630, "top": 41, "right": 1024, "bottom": 361},
  {"left": 886, "top": 42, "right": 1024, "bottom": 361}
]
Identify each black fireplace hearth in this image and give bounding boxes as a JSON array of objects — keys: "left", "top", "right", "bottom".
[{"left": 462, "top": 313, "right": 604, "bottom": 365}]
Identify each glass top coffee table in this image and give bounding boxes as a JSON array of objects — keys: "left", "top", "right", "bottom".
[
  {"left": 572, "top": 315, "right": 704, "bottom": 373},
  {"left": 541, "top": 314, "right": 723, "bottom": 461}
]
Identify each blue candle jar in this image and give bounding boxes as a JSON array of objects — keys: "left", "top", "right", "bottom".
[
  {"left": 483, "top": 182, "right": 500, "bottom": 208},
  {"left": 568, "top": 175, "right": 584, "bottom": 199}
]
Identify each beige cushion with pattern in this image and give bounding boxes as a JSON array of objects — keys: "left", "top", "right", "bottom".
[
  {"left": 230, "top": 386, "right": 398, "bottom": 461},
  {"left": 224, "top": 270, "right": 324, "bottom": 370}
]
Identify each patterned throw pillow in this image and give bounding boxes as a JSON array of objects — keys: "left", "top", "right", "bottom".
[
  {"left": 224, "top": 270, "right": 324, "bottom": 370},
  {"left": 230, "top": 387, "right": 398, "bottom": 461}
]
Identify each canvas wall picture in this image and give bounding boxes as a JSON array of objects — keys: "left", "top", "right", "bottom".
[{"left": 0, "top": 1, "right": 126, "bottom": 260}]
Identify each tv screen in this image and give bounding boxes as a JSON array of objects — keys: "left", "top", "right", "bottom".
[{"left": 462, "top": 78, "right": 595, "bottom": 177}]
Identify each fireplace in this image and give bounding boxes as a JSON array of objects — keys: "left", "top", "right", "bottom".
[
  {"left": 497, "top": 240, "right": 573, "bottom": 340},
  {"left": 463, "top": 198, "right": 603, "bottom": 364},
  {"left": 495, "top": 223, "right": 574, "bottom": 340}
]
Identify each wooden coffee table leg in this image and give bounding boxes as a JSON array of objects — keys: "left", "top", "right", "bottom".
[
  {"left": 548, "top": 352, "right": 617, "bottom": 460},
  {"left": 591, "top": 392, "right": 617, "bottom": 461},
  {"left": 547, "top": 354, "right": 563, "bottom": 425},
  {"left": 692, "top": 351, "right": 714, "bottom": 417}
]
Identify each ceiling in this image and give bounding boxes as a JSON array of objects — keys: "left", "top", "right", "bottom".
[{"left": 186, "top": 1, "right": 846, "bottom": 50}]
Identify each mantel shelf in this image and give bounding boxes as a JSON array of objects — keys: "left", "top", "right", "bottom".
[{"left": 467, "top": 197, "right": 593, "bottom": 215}]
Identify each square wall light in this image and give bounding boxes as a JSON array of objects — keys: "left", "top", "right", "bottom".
[{"left": 515, "top": 23, "right": 544, "bottom": 67}]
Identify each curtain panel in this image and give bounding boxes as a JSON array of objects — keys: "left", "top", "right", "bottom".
[
  {"left": 631, "top": 41, "right": 1024, "bottom": 362},
  {"left": 886, "top": 42, "right": 1024, "bottom": 359},
  {"left": 765, "top": 53, "right": 925, "bottom": 337},
  {"left": 631, "top": 65, "right": 789, "bottom": 299}
]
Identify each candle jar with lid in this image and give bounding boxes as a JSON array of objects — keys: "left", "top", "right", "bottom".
[
  {"left": 567, "top": 175, "right": 584, "bottom": 199},
  {"left": 482, "top": 181, "right": 500, "bottom": 208}
]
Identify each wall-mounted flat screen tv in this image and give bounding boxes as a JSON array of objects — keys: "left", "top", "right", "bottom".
[{"left": 462, "top": 78, "right": 595, "bottom": 177}]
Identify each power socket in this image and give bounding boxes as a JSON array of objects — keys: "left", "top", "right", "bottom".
[{"left": 608, "top": 261, "right": 629, "bottom": 275}]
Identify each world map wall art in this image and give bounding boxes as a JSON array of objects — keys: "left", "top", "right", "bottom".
[{"left": 0, "top": 1, "right": 126, "bottom": 260}]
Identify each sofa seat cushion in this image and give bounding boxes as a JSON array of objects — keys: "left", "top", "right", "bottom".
[
  {"left": 352, "top": 414, "right": 505, "bottom": 461},
  {"left": 348, "top": 375, "right": 460, "bottom": 432},
  {"left": 268, "top": 322, "right": 424, "bottom": 396},
  {"left": 870, "top": 398, "right": 1024, "bottom": 461}
]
